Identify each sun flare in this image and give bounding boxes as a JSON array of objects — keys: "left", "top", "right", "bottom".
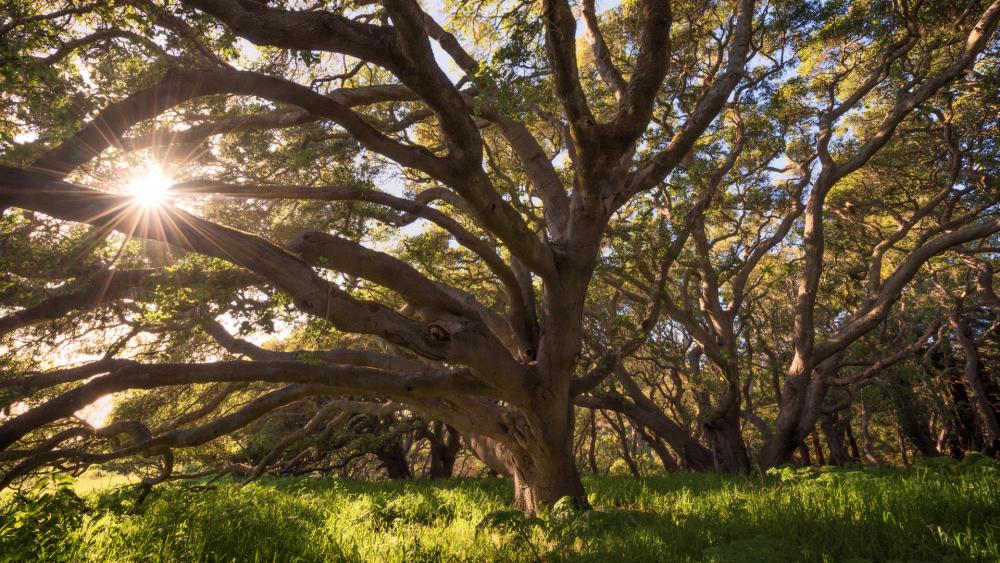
[
  {"left": 127, "top": 165, "right": 173, "bottom": 207},
  {"left": 76, "top": 394, "right": 115, "bottom": 429}
]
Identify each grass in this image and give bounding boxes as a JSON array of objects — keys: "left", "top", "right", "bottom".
[{"left": 1, "top": 456, "right": 999, "bottom": 562}]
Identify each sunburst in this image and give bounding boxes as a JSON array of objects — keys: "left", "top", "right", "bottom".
[{"left": 126, "top": 164, "right": 173, "bottom": 207}]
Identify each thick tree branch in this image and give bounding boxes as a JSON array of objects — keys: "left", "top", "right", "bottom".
[
  {"left": 0, "top": 169, "right": 487, "bottom": 364},
  {"left": 626, "top": 0, "right": 755, "bottom": 196},
  {"left": 0, "top": 360, "right": 488, "bottom": 452},
  {"left": 580, "top": 0, "right": 627, "bottom": 101},
  {"left": 816, "top": 217, "right": 1000, "bottom": 362}
]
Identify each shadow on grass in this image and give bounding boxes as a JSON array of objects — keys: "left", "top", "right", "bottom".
[{"left": 3, "top": 464, "right": 998, "bottom": 562}]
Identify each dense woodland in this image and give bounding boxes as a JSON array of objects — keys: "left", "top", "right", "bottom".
[{"left": 1, "top": 0, "right": 999, "bottom": 518}]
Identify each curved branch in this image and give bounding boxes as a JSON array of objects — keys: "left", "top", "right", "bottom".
[
  {"left": 36, "top": 29, "right": 163, "bottom": 65},
  {"left": 627, "top": 0, "right": 755, "bottom": 196},
  {"left": 611, "top": 0, "right": 672, "bottom": 142},
  {"left": 179, "top": 0, "right": 399, "bottom": 68},
  {"left": 580, "top": 0, "right": 627, "bottom": 101},
  {"left": 816, "top": 217, "right": 1000, "bottom": 362},
  {"left": 0, "top": 268, "right": 256, "bottom": 338},
  {"left": 169, "top": 180, "right": 518, "bottom": 299},
  {"left": 0, "top": 168, "right": 474, "bottom": 363},
  {"left": 0, "top": 360, "right": 489, "bottom": 452},
  {"left": 542, "top": 0, "right": 594, "bottom": 128}
]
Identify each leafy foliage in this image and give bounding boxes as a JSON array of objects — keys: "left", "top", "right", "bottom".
[{"left": 2, "top": 466, "right": 1000, "bottom": 562}]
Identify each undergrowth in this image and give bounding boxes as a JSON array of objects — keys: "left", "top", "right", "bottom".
[{"left": 2, "top": 456, "right": 999, "bottom": 562}]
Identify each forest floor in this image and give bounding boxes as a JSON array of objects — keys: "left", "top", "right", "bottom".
[{"left": 1, "top": 457, "right": 999, "bottom": 562}]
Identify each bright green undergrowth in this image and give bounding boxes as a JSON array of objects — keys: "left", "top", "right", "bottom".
[{"left": 2, "top": 456, "right": 999, "bottom": 562}]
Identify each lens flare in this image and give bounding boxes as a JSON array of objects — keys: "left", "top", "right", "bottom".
[{"left": 127, "top": 165, "right": 172, "bottom": 206}]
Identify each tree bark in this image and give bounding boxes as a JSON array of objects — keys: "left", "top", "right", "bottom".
[
  {"left": 635, "top": 423, "right": 679, "bottom": 471},
  {"left": 820, "top": 410, "right": 853, "bottom": 465},
  {"left": 812, "top": 430, "right": 826, "bottom": 466},
  {"left": 376, "top": 445, "right": 412, "bottom": 479},
  {"left": 759, "top": 356, "right": 840, "bottom": 467},
  {"left": 587, "top": 410, "right": 600, "bottom": 474},
  {"left": 464, "top": 403, "right": 589, "bottom": 515},
  {"left": 604, "top": 411, "right": 642, "bottom": 477},
  {"left": 859, "top": 398, "right": 882, "bottom": 464},
  {"left": 845, "top": 421, "right": 861, "bottom": 460},
  {"left": 797, "top": 442, "right": 813, "bottom": 466},
  {"left": 703, "top": 398, "right": 752, "bottom": 472},
  {"left": 897, "top": 425, "right": 910, "bottom": 467},
  {"left": 509, "top": 443, "right": 588, "bottom": 515},
  {"left": 427, "top": 422, "right": 461, "bottom": 478},
  {"left": 576, "top": 393, "right": 714, "bottom": 470},
  {"left": 949, "top": 307, "right": 1000, "bottom": 456},
  {"left": 888, "top": 372, "right": 941, "bottom": 458},
  {"left": 614, "top": 367, "right": 716, "bottom": 469},
  {"left": 945, "top": 370, "right": 979, "bottom": 457}
]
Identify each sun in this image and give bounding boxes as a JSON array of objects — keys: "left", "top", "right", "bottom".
[
  {"left": 127, "top": 165, "right": 173, "bottom": 206},
  {"left": 76, "top": 393, "right": 115, "bottom": 429}
]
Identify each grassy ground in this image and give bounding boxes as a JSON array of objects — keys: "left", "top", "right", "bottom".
[{"left": 1, "top": 456, "right": 999, "bottom": 562}]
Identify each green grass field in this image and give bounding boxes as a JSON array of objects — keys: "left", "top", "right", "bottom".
[{"left": 2, "top": 457, "right": 999, "bottom": 562}]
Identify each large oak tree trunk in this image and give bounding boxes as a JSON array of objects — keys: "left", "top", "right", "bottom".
[
  {"left": 511, "top": 390, "right": 590, "bottom": 515},
  {"left": 759, "top": 374, "right": 823, "bottom": 467},
  {"left": 463, "top": 402, "right": 589, "bottom": 515},
  {"left": 511, "top": 446, "right": 588, "bottom": 515}
]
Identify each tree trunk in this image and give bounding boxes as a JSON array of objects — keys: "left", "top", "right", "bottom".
[
  {"left": 859, "top": 398, "right": 882, "bottom": 464},
  {"left": 797, "top": 442, "right": 813, "bottom": 466},
  {"left": 761, "top": 376, "right": 824, "bottom": 467},
  {"left": 812, "top": 430, "right": 826, "bottom": 465},
  {"left": 845, "top": 421, "right": 861, "bottom": 460},
  {"left": 888, "top": 372, "right": 941, "bottom": 458},
  {"left": 703, "top": 401, "right": 752, "bottom": 472},
  {"left": 634, "top": 421, "right": 679, "bottom": 471},
  {"left": 820, "top": 411, "right": 852, "bottom": 465},
  {"left": 949, "top": 308, "right": 1000, "bottom": 456},
  {"left": 945, "top": 370, "right": 979, "bottom": 456},
  {"left": 427, "top": 422, "right": 461, "bottom": 479},
  {"left": 515, "top": 395, "right": 590, "bottom": 514},
  {"left": 587, "top": 410, "right": 600, "bottom": 474},
  {"left": 510, "top": 445, "right": 588, "bottom": 515},
  {"left": 576, "top": 393, "right": 714, "bottom": 470},
  {"left": 464, "top": 407, "right": 588, "bottom": 515},
  {"left": 377, "top": 445, "right": 412, "bottom": 479},
  {"left": 353, "top": 414, "right": 412, "bottom": 479},
  {"left": 759, "top": 356, "right": 839, "bottom": 468},
  {"left": 897, "top": 424, "right": 910, "bottom": 467},
  {"left": 605, "top": 411, "right": 641, "bottom": 477}
]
